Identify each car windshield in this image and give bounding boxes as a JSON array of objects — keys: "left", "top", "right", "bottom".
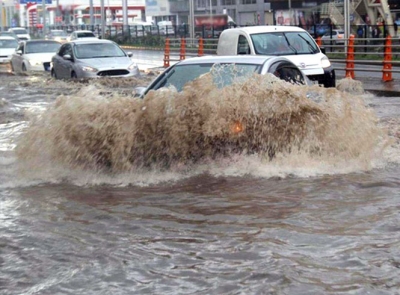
[
  {"left": 25, "top": 41, "right": 61, "bottom": 53},
  {"left": 251, "top": 32, "right": 319, "bottom": 55},
  {"left": 0, "top": 39, "right": 18, "bottom": 48},
  {"left": 154, "top": 63, "right": 261, "bottom": 92},
  {"left": 51, "top": 31, "right": 67, "bottom": 36},
  {"left": 74, "top": 43, "right": 126, "bottom": 59},
  {"left": 12, "top": 29, "right": 28, "bottom": 34}
]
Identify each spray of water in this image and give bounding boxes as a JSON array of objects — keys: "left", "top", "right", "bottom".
[{"left": 15, "top": 73, "right": 389, "bottom": 182}]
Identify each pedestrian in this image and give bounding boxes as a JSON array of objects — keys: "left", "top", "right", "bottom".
[
  {"left": 372, "top": 25, "right": 380, "bottom": 44},
  {"left": 357, "top": 26, "right": 363, "bottom": 39}
]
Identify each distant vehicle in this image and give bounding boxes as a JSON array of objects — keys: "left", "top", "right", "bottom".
[
  {"left": 321, "top": 30, "right": 355, "bottom": 45},
  {"left": 51, "top": 39, "right": 140, "bottom": 79},
  {"left": 68, "top": 30, "right": 97, "bottom": 41},
  {"left": 10, "top": 40, "right": 61, "bottom": 73},
  {"left": 0, "top": 36, "right": 19, "bottom": 65},
  {"left": 8, "top": 27, "right": 31, "bottom": 41},
  {"left": 135, "top": 55, "right": 307, "bottom": 98},
  {"left": 0, "top": 31, "right": 18, "bottom": 39},
  {"left": 194, "top": 14, "right": 236, "bottom": 38},
  {"left": 217, "top": 26, "right": 336, "bottom": 87},
  {"left": 46, "top": 30, "right": 69, "bottom": 43},
  {"left": 151, "top": 21, "right": 175, "bottom": 36},
  {"left": 307, "top": 24, "right": 330, "bottom": 38}
]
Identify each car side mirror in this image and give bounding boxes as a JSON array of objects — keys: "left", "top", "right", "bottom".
[
  {"left": 16, "top": 50, "right": 22, "bottom": 55},
  {"left": 127, "top": 52, "right": 133, "bottom": 57},
  {"left": 63, "top": 54, "right": 73, "bottom": 60}
]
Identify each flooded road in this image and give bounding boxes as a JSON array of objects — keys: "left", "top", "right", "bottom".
[{"left": 1, "top": 69, "right": 400, "bottom": 295}]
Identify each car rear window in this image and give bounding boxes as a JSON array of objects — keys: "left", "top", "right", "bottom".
[
  {"left": 77, "top": 32, "right": 95, "bottom": 38},
  {"left": 156, "top": 63, "right": 261, "bottom": 92},
  {"left": 12, "top": 29, "right": 28, "bottom": 34}
]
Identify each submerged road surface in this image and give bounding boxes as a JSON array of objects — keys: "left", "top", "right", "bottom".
[{"left": 1, "top": 68, "right": 400, "bottom": 295}]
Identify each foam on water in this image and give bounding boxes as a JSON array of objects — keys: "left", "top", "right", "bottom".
[{"left": 13, "top": 73, "right": 394, "bottom": 186}]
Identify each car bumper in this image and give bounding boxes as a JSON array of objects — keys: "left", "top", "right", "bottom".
[
  {"left": 78, "top": 67, "right": 140, "bottom": 78},
  {"left": 307, "top": 66, "right": 336, "bottom": 88},
  {"left": 0, "top": 58, "right": 11, "bottom": 64}
]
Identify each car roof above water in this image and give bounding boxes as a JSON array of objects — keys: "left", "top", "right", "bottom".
[
  {"left": 175, "top": 55, "right": 286, "bottom": 66},
  {"left": 223, "top": 25, "right": 307, "bottom": 35},
  {"left": 0, "top": 36, "right": 17, "bottom": 40},
  {"left": 70, "top": 39, "right": 114, "bottom": 45}
]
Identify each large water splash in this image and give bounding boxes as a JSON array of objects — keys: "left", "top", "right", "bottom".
[{"left": 15, "top": 73, "right": 389, "bottom": 181}]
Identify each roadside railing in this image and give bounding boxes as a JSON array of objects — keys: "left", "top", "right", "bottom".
[{"left": 319, "top": 35, "right": 400, "bottom": 82}]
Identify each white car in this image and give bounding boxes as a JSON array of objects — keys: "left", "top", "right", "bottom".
[
  {"left": 51, "top": 39, "right": 140, "bottom": 79},
  {"left": 136, "top": 55, "right": 308, "bottom": 98},
  {"left": 8, "top": 27, "right": 31, "bottom": 41},
  {"left": 68, "top": 30, "right": 97, "bottom": 41},
  {"left": 10, "top": 40, "right": 61, "bottom": 73},
  {"left": 0, "top": 36, "right": 19, "bottom": 64},
  {"left": 321, "top": 30, "right": 354, "bottom": 45}
]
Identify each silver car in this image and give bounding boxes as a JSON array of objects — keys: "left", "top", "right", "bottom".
[
  {"left": 136, "top": 55, "right": 308, "bottom": 98},
  {"left": 51, "top": 39, "right": 140, "bottom": 79}
]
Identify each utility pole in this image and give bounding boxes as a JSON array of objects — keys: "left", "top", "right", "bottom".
[
  {"left": 0, "top": 2, "right": 3, "bottom": 32},
  {"left": 100, "top": 0, "right": 105, "bottom": 39},
  {"left": 122, "top": 0, "right": 128, "bottom": 34},
  {"left": 189, "top": 0, "right": 194, "bottom": 39},
  {"left": 42, "top": 0, "right": 46, "bottom": 36},
  {"left": 90, "top": 0, "right": 94, "bottom": 27},
  {"left": 344, "top": 0, "right": 349, "bottom": 52}
]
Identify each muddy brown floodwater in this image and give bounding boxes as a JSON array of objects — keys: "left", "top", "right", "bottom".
[{"left": 1, "top": 69, "right": 400, "bottom": 295}]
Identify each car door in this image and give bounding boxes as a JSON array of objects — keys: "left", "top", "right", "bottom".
[{"left": 54, "top": 43, "right": 73, "bottom": 78}]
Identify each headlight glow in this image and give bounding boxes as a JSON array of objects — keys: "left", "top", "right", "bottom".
[
  {"left": 128, "top": 62, "right": 138, "bottom": 70},
  {"left": 321, "top": 57, "right": 331, "bottom": 68},
  {"left": 82, "top": 66, "right": 97, "bottom": 72}
]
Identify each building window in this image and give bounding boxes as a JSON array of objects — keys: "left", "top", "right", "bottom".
[
  {"left": 221, "top": 0, "right": 236, "bottom": 6},
  {"left": 196, "top": 0, "right": 207, "bottom": 9},
  {"left": 241, "top": 0, "right": 256, "bottom": 4}
]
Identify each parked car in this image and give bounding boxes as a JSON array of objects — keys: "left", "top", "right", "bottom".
[
  {"left": 10, "top": 40, "right": 61, "bottom": 73},
  {"left": 51, "top": 39, "right": 140, "bottom": 79},
  {"left": 0, "top": 31, "right": 18, "bottom": 39},
  {"left": 68, "top": 30, "right": 97, "bottom": 41},
  {"left": 0, "top": 36, "right": 19, "bottom": 65},
  {"left": 8, "top": 27, "right": 31, "bottom": 41},
  {"left": 135, "top": 55, "right": 308, "bottom": 98},
  {"left": 46, "top": 30, "right": 69, "bottom": 43},
  {"left": 321, "top": 30, "right": 355, "bottom": 45}
]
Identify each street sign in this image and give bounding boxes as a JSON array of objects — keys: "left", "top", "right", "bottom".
[{"left": 20, "top": 0, "right": 52, "bottom": 4}]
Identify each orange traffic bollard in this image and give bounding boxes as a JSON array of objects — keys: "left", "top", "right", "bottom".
[
  {"left": 345, "top": 35, "right": 355, "bottom": 79},
  {"left": 316, "top": 36, "right": 322, "bottom": 47},
  {"left": 164, "top": 38, "right": 170, "bottom": 68},
  {"left": 382, "top": 35, "right": 393, "bottom": 82},
  {"left": 198, "top": 38, "right": 204, "bottom": 56},
  {"left": 179, "top": 38, "right": 186, "bottom": 60}
]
